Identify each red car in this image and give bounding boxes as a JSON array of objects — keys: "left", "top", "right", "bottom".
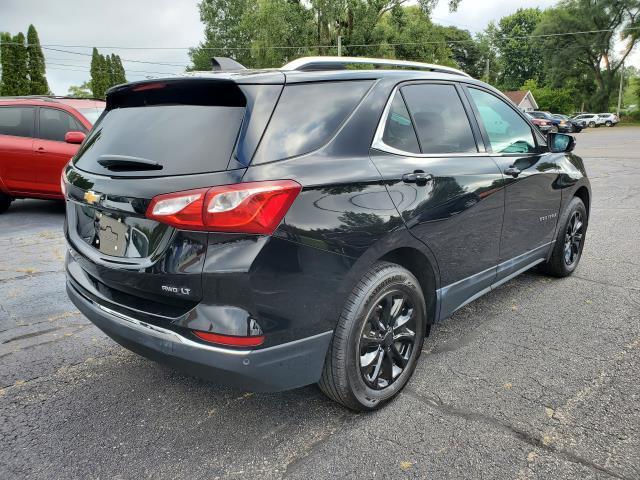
[{"left": 0, "top": 96, "right": 105, "bottom": 213}]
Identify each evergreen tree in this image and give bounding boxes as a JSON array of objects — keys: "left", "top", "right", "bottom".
[
  {"left": 0, "top": 32, "right": 14, "bottom": 95},
  {"left": 90, "top": 47, "right": 106, "bottom": 98},
  {"left": 11, "top": 33, "right": 30, "bottom": 95},
  {"left": 26, "top": 24, "right": 49, "bottom": 94},
  {"left": 104, "top": 54, "right": 114, "bottom": 89},
  {"left": 112, "top": 54, "right": 127, "bottom": 84}
]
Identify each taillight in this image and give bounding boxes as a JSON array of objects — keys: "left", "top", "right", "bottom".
[
  {"left": 146, "top": 180, "right": 302, "bottom": 234},
  {"left": 193, "top": 330, "right": 265, "bottom": 347}
]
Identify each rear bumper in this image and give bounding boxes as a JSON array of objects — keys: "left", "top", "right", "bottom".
[{"left": 67, "top": 279, "right": 332, "bottom": 392}]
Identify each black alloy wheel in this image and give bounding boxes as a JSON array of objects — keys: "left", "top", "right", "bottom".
[
  {"left": 359, "top": 290, "right": 417, "bottom": 390},
  {"left": 319, "top": 261, "right": 427, "bottom": 411},
  {"left": 564, "top": 211, "right": 584, "bottom": 267},
  {"left": 540, "top": 197, "right": 587, "bottom": 277}
]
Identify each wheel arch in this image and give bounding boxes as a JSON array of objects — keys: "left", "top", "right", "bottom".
[
  {"left": 379, "top": 247, "right": 438, "bottom": 326},
  {"left": 574, "top": 185, "right": 590, "bottom": 216}
]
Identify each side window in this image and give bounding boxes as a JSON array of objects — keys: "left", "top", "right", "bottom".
[
  {"left": 0, "top": 107, "right": 35, "bottom": 138},
  {"left": 401, "top": 84, "right": 477, "bottom": 154},
  {"left": 39, "top": 108, "right": 84, "bottom": 142},
  {"left": 381, "top": 92, "right": 420, "bottom": 154},
  {"left": 468, "top": 88, "right": 536, "bottom": 154},
  {"left": 253, "top": 80, "right": 373, "bottom": 164}
]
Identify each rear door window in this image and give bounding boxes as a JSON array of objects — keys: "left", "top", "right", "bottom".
[
  {"left": 252, "top": 80, "right": 373, "bottom": 164},
  {"left": 0, "top": 107, "right": 35, "bottom": 138},
  {"left": 39, "top": 107, "right": 86, "bottom": 141},
  {"left": 400, "top": 84, "right": 477, "bottom": 154}
]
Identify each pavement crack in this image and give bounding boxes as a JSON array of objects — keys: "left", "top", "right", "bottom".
[
  {"left": 403, "top": 388, "right": 633, "bottom": 480},
  {"left": 2, "top": 327, "right": 64, "bottom": 344}
]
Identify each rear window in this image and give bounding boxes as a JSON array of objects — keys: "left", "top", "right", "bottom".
[
  {"left": 73, "top": 105, "right": 245, "bottom": 177},
  {"left": 252, "top": 80, "right": 373, "bottom": 164},
  {"left": 0, "top": 107, "right": 34, "bottom": 138}
]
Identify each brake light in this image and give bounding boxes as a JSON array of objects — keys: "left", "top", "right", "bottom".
[
  {"left": 146, "top": 180, "right": 302, "bottom": 234},
  {"left": 193, "top": 330, "right": 265, "bottom": 347}
]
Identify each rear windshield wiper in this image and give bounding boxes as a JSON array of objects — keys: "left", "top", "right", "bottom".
[{"left": 97, "top": 155, "right": 163, "bottom": 171}]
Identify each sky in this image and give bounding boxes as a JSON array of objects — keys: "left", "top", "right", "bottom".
[{"left": 1, "top": 0, "right": 639, "bottom": 95}]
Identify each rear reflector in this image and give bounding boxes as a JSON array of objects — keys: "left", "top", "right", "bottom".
[
  {"left": 146, "top": 180, "right": 301, "bottom": 234},
  {"left": 193, "top": 330, "right": 265, "bottom": 347}
]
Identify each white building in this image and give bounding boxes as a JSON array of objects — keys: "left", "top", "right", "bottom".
[{"left": 502, "top": 90, "right": 538, "bottom": 112}]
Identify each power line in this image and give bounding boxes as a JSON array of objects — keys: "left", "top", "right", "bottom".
[
  {"left": 0, "top": 26, "right": 639, "bottom": 52},
  {"left": 45, "top": 61, "right": 179, "bottom": 76}
]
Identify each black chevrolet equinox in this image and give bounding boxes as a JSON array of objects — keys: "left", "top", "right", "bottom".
[{"left": 64, "top": 56, "right": 590, "bottom": 411}]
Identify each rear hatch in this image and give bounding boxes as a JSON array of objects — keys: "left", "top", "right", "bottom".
[{"left": 64, "top": 75, "right": 284, "bottom": 316}]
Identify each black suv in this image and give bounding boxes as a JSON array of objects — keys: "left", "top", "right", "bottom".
[{"left": 64, "top": 56, "right": 590, "bottom": 411}]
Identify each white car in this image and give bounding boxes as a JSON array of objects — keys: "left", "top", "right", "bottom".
[
  {"left": 596, "top": 113, "right": 619, "bottom": 127},
  {"left": 573, "top": 113, "right": 600, "bottom": 127}
]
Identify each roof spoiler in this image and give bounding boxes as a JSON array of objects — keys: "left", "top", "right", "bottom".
[{"left": 211, "top": 57, "right": 247, "bottom": 71}]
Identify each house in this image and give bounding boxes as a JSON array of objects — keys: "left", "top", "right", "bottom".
[{"left": 502, "top": 90, "right": 538, "bottom": 112}]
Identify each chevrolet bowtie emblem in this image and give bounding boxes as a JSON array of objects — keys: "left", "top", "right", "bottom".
[{"left": 84, "top": 190, "right": 101, "bottom": 205}]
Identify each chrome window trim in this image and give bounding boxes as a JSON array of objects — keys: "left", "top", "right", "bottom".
[{"left": 371, "top": 84, "right": 487, "bottom": 158}]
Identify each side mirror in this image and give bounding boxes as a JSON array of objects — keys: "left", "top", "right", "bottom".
[
  {"left": 65, "top": 131, "right": 86, "bottom": 144},
  {"left": 547, "top": 132, "right": 575, "bottom": 153}
]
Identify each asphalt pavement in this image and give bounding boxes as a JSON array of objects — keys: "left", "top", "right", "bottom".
[{"left": 1, "top": 126, "right": 639, "bottom": 479}]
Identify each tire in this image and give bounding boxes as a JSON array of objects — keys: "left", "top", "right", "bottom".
[
  {"left": 588, "top": 121, "right": 596, "bottom": 128},
  {"left": 0, "top": 193, "right": 12, "bottom": 214},
  {"left": 318, "top": 261, "right": 427, "bottom": 411},
  {"left": 605, "top": 120, "right": 612, "bottom": 127},
  {"left": 540, "top": 197, "right": 587, "bottom": 277}
]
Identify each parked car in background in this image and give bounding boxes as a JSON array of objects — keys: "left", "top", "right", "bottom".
[
  {"left": 573, "top": 113, "right": 600, "bottom": 127},
  {"left": 552, "top": 114, "right": 583, "bottom": 133},
  {"left": 527, "top": 111, "right": 560, "bottom": 132},
  {"left": 526, "top": 112, "right": 555, "bottom": 134},
  {"left": 63, "top": 56, "right": 591, "bottom": 411},
  {"left": 0, "top": 96, "right": 105, "bottom": 213},
  {"left": 596, "top": 113, "right": 619, "bottom": 127}
]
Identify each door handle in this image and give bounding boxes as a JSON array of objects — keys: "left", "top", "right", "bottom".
[
  {"left": 504, "top": 166, "right": 521, "bottom": 177},
  {"left": 402, "top": 170, "right": 433, "bottom": 185},
  {"left": 36, "top": 147, "right": 47, "bottom": 154}
]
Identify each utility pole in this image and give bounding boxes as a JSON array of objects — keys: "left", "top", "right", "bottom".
[
  {"left": 484, "top": 58, "right": 490, "bottom": 82},
  {"left": 337, "top": 36, "right": 342, "bottom": 57},
  {"left": 617, "top": 62, "right": 624, "bottom": 117}
]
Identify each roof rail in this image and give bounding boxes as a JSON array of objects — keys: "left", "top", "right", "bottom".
[{"left": 281, "top": 56, "right": 470, "bottom": 77}]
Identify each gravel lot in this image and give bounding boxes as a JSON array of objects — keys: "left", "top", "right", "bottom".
[{"left": 1, "top": 127, "right": 639, "bottom": 480}]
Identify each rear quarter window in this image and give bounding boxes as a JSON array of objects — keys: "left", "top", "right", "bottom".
[{"left": 252, "top": 80, "right": 373, "bottom": 164}]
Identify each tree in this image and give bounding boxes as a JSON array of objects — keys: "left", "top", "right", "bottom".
[
  {"left": 26, "top": 25, "right": 49, "bottom": 94},
  {"left": 490, "top": 8, "right": 544, "bottom": 90},
  {"left": 90, "top": 48, "right": 106, "bottom": 98},
  {"left": 521, "top": 79, "right": 577, "bottom": 113},
  {"left": 1, "top": 32, "right": 30, "bottom": 96},
  {"left": 0, "top": 32, "right": 14, "bottom": 95},
  {"left": 440, "top": 26, "right": 483, "bottom": 77},
  {"left": 67, "top": 81, "right": 92, "bottom": 98},
  {"left": 189, "top": 0, "right": 465, "bottom": 70},
  {"left": 536, "top": 0, "right": 640, "bottom": 111},
  {"left": 111, "top": 54, "right": 127, "bottom": 85},
  {"left": 10, "top": 32, "right": 30, "bottom": 95}
]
